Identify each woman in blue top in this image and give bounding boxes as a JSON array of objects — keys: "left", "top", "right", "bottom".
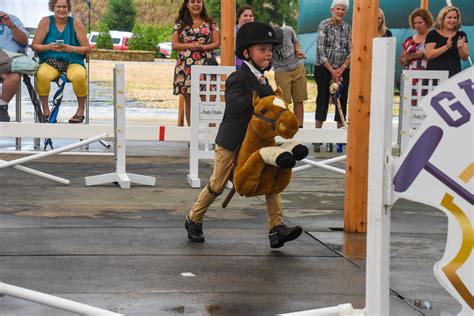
[{"left": 32, "top": 0, "right": 90, "bottom": 123}]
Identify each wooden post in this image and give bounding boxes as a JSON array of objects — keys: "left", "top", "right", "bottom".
[
  {"left": 177, "top": 95, "right": 184, "bottom": 126},
  {"left": 220, "top": 0, "right": 235, "bottom": 66},
  {"left": 421, "top": 0, "right": 429, "bottom": 9},
  {"left": 343, "top": 0, "right": 379, "bottom": 233}
]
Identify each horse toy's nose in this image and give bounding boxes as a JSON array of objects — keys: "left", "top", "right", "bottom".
[{"left": 277, "top": 111, "right": 299, "bottom": 139}]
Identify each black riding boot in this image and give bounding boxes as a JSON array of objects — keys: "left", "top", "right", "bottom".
[
  {"left": 185, "top": 216, "right": 205, "bottom": 242},
  {"left": 268, "top": 223, "right": 302, "bottom": 248}
]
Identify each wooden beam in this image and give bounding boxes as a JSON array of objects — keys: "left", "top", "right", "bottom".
[
  {"left": 421, "top": 0, "right": 429, "bottom": 9},
  {"left": 220, "top": 0, "right": 235, "bottom": 66},
  {"left": 344, "top": 0, "right": 379, "bottom": 233}
]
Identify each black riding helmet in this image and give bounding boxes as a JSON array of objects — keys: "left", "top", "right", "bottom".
[{"left": 235, "top": 21, "right": 281, "bottom": 61}]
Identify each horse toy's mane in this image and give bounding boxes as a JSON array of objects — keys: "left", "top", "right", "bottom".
[{"left": 223, "top": 89, "right": 308, "bottom": 206}]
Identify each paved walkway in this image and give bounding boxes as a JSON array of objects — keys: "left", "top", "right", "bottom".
[{"left": 0, "top": 138, "right": 461, "bottom": 315}]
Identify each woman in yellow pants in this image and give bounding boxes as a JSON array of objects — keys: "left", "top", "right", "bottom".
[{"left": 31, "top": 0, "right": 90, "bottom": 123}]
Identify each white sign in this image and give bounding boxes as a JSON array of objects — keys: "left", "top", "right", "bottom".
[{"left": 393, "top": 67, "right": 473, "bottom": 315}]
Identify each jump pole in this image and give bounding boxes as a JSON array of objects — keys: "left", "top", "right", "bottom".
[
  {"left": 0, "top": 133, "right": 107, "bottom": 170},
  {"left": 0, "top": 159, "right": 70, "bottom": 184},
  {"left": 294, "top": 156, "right": 347, "bottom": 174},
  {"left": 0, "top": 282, "right": 121, "bottom": 316}
]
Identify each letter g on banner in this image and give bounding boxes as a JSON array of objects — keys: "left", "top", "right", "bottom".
[{"left": 431, "top": 91, "right": 470, "bottom": 127}]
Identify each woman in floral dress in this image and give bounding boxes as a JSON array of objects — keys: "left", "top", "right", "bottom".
[{"left": 172, "top": 0, "right": 220, "bottom": 125}]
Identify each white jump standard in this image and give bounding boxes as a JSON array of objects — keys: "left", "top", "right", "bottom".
[{"left": 84, "top": 64, "right": 156, "bottom": 189}]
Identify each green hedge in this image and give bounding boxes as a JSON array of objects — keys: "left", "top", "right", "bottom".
[{"left": 129, "top": 24, "right": 174, "bottom": 58}]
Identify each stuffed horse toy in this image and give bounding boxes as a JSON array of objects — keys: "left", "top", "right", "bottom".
[{"left": 223, "top": 89, "right": 308, "bottom": 206}]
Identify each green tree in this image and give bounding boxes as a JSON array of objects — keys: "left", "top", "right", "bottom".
[
  {"left": 96, "top": 22, "right": 114, "bottom": 49},
  {"left": 103, "top": 0, "right": 137, "bottom": 32}
]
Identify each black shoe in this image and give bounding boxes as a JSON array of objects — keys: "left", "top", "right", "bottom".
[
  {"left": 268, "top": 223, "right": 302, "bottom": 248},
  {"left": 185, "top": 216, "right": 204, "bottom": 242},
  {"left": 0, "top": 105, "right": 10, "bottom": 122}
]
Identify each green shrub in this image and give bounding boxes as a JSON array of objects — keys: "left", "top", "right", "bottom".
[
  {"left": 129, "top": 24, "right": 173, "bottom": 55},
  {"left": 96, "top": 23, "right": 113, "bottom": 50}
]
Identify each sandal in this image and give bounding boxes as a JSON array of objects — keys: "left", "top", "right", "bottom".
[{"left": 68, "top": 114, "right": 85, "bottom": 124}]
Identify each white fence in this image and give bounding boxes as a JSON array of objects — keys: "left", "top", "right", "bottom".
[
  {"left": 187, "top": 65, "right": 235, "bottom": 188},
  {"left": 398, "top": 69, "right": 448, "bottom": 154}
]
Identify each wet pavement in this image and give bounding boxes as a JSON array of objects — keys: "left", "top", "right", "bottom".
[{"left": 0, "top": 138, "right": 462, "bottom": 315}]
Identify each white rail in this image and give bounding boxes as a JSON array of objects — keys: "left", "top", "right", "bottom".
[{"left": 0, "top": 282, "right": 122, "bottom": 316}]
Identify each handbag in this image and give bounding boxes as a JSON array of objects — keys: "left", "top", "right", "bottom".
[
  {"left": 0, "top": 49, "right": 39, "bottom": 75},
  {"left": 45, "top": 57, "right": 69, "bottom": 73}
]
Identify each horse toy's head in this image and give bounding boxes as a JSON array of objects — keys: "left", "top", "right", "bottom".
[
  {"left": 226, "top": 88, "right": 308, "bottom": 200},
  {"left": 251, "top": 89, "right": 300, "bottom": 140}
]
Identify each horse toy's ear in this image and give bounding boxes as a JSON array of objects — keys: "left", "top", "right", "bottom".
[
  {"left": 274, "top": 87, "right": 284, "bottom": 99},
  {"left": 252, "top": 91, "right": 260, "bottom": 107}
]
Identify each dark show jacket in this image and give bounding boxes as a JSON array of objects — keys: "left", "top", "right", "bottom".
[{"left": 215, "top": 62, "right": 274, "bottom": 151}]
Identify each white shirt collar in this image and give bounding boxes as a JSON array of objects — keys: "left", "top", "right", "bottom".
[{"left": 243, "top": 61, "right": 265, "bottom": 80}]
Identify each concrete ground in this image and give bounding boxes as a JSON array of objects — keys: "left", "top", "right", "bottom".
[{"left": 0, "top": 138, "right": 462, "bottom": 315}]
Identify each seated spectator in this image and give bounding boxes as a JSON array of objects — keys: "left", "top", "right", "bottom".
[
  {"left": 272, "top": 25, "right": 307, "bottom": 127},
  {"left": 0, "top": 11, "right": 28, "bottom": 122},
  {"left": 32, "top": 0, "right": 90, "bottom": 123}
]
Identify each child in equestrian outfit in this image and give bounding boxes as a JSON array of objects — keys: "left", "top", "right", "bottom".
[{"left": 185, "top": 21, "right": 303, "bottom": 248}]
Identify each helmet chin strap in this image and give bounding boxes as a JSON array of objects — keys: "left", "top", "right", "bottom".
[{"left": 244, "top": 48, "right": 271, "bottom": 73}]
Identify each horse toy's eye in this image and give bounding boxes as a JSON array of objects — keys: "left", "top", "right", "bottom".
[{"left": 260, "top": 109, "right": 268, "bottom": 114}]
